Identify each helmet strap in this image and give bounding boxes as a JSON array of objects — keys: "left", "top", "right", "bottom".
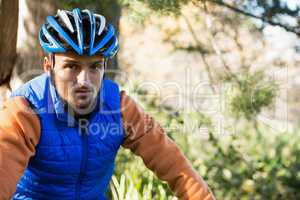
[{"left": 103, "top": 59, "right": 108, "bottom": 79}]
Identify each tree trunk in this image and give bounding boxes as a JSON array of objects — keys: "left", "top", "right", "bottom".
[
  {"left": 10, "top": 0, "right": 58, "bottom": 90},
  {"left": 0, "top": 0, "right": 18, "bottom": 103}
]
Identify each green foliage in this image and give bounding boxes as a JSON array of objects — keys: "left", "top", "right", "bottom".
[
  {"left": 109, "top": 149, "right": 177, "bottom": 200},
  {"left": 59, "top": 0, "right": 120, "bottom": 19},
  {"left": 108, "top": 77, "right": 300, "bottom": 199},
  {"left": 119, "top": 0, "right": 189, "bottom": 17},
  {"left": 203, "top": 128, "right": 300, "bottom": 199},
  {"left": 59, "top": 0, "right": 99, "bottom": 10},
  {"left": 224, "top": 70, "right": 278, "bottom": 120},
  {"left": 143, "top": 0, "right": 187, "bottom": 15}
]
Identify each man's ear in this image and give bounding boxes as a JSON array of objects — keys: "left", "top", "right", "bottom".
[{"left": 43, "top": 56, "right": 51, "bottom": 73}]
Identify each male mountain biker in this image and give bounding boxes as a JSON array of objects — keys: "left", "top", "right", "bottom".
[{"left": 0, "top": 8, "right": 215, "bottom": 200}]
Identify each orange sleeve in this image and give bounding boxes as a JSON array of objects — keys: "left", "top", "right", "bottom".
[
  {"left": 0, "top": 97, "right": 41, "bottom": 200},
  {"left": 120, "top": 91, "right": 215, "bottom": 200}
]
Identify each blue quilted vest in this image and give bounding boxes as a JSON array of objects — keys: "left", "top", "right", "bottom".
[{"left": 10, "top": 73, "right": 125, "bottom": 200}]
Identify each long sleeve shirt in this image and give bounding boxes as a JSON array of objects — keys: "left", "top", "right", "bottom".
[{"left": 0, "top": 91, "right": 215, "bottom": 200}]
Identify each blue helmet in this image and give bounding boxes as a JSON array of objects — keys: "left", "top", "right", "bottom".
[{"left": 39, "top": 8, "right": 119, "bottom": 58}]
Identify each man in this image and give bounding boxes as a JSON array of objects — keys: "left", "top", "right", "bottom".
[{"left": 0, "top": 8, "right": 215, "bottom": 200}]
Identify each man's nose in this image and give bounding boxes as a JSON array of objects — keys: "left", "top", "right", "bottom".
[{"left": 77, "top": 69, "right": 91, "bottom": 85}]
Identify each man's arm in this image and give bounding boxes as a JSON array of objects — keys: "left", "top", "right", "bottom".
[
  {"left": 0, "top": 97, "right": 40, "bottom": 200},
  {"left": 120, "top": 91, "right": 215, "bottom": 200}
]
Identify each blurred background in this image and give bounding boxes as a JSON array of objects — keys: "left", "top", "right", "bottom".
[{"left": 1, "top": 0, "right": 300, "bottom": 199}]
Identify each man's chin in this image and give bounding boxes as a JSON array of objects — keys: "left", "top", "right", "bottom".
[{"left": 72, "top": 100, "right": 98, "bottom": 115}]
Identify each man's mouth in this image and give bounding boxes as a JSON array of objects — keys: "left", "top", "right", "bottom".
[
  {"left": 75, "top": 89, "right": 91, "bottom": 94},
  {"left": 74, "top": 89, "right": 93, "bottom": 98},
  {"left": 74, "top": 87, "right": 93, "bottom": 93}
]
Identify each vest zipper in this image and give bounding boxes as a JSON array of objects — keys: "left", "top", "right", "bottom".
[{"left": 76, "top": 125, "right": 88, "bottom": 200}]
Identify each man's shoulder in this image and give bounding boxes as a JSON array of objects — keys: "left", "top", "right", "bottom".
[
  {"left": 10, "top": 73, "right": 49, "bottom": 109},
  {"left": 11, "top": 73, "right": 48, "bottom": 95}
]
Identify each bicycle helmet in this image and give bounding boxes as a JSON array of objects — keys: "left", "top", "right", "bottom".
[{"left": 39, "top": 8, "right": 119, "bottom": 58}]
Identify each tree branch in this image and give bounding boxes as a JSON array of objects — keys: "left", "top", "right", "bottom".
[
  {"left": 181, "top": 13, "right": 217, "bottom": 93},
  {"left": 206, "top": 0, "right": 300, "bottom": 36},
  {"left": 201, "top": 1, "right": 241, "bottom": 84}
]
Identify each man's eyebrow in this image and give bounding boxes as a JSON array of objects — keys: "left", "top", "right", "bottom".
[
  {"left": 90, "top": 60, "right": 105, "bottom": 65},
  {"left": 61, "top": 58, "right": 80, "bottom": 64},
  {"left": 60, "top": 58, "right": 105, "bottom": 65}
]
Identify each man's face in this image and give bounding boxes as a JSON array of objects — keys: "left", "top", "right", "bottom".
[{"left": 44, "top": 52, "right": 105, "bottom": 115}]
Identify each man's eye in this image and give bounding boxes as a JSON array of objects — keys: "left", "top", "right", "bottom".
[
  {"left": 90, "top": 63, "right": 104, "bottom": 70},
  {"left": 65, "top": 64, "right": 78, "bottom": 70}
]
